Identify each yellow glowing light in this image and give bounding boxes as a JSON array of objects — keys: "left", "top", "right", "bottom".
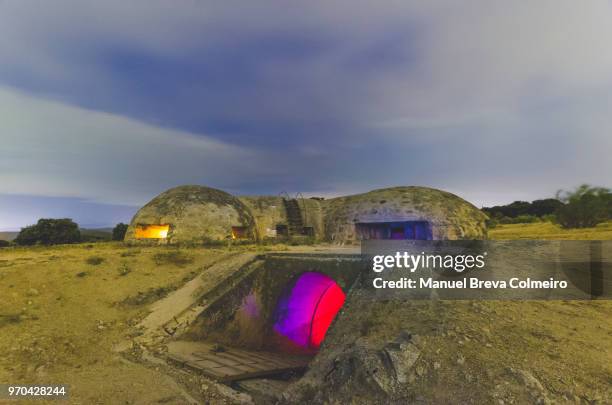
[{"left": 135, "top": 224, "right": 170, "bottom": 239}]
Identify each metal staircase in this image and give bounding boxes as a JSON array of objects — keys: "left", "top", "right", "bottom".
[
  {"left": 278, "top": 191, "right": 313, "bottom": 238},
  {"left": 283, "top": 198, "right": 304, "bottom": 236}
]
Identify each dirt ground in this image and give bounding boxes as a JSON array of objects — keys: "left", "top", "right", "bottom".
[
  {"left": 0, "top": 225, "right": 611, "bottom": 404},
  {"left": 0, "top": 243, "right": 237, "bottom": 404}
]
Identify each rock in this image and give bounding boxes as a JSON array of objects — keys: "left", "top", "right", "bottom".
[
  {"left": 35, "top": 365, "right": 46, "bottom": 376},
  {"left": 384, "top": 332, "right": 421, "bottom": 384},
  {"left": 415, "top": 365, "right": 425, "bottom": 377},
  {"left": 433, "top": 361, "right": 441, "bottom": 370},
  {"left": 210, "top": 344, "right": 226, "bottom": 353},
  {"left": 26, "top": 288, "right": 39, "bottom": 296},
  {"left": 510, "top": 369, "right": 552, "bottom": 405},
  {"left": 282, "top": 331, "right": 422, "bottom": 403},
  {"left": 457, "top": 354, "right": 465, "bottom": 365}
]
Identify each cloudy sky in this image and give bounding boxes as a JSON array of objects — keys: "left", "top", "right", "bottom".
[{"left": 1, "top": 1, "right": 611, "bottom": 230}]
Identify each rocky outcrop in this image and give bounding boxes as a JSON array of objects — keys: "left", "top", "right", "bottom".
[{"left": 281, "top": 331, "right": 422, "bottom": 404}]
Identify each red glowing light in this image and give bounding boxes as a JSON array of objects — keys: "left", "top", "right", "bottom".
[
  {"left": 273, "top": 272, "right": 346, "bottom": 350},
  {"left": 309, "top": 281, "right": 345, "bottom": 347}
]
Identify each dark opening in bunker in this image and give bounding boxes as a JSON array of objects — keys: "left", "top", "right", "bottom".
[
  {"left": 232, "top": 226, "right": 248, "bottom": 239},
  {"left": 275, "top": 224, "right": 289, "bottom": 237},
  {"left": 301, "top": 226, "right": 315, "bottom": 237},
  {"left": 355, "top": 221, "right": 432, "bottom": 240}
]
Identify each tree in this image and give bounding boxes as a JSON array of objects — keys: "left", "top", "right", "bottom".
[
  {"left": 483, "top": 198, "right": 563, "bottom": 219},
  {"left": 555, "top": 185, "right": 612, "bottom": 228},
  {"left": 14, "top": 218, "right": 81, "bottom": 246},
  {"left": 112, "top": 223, "right": 129, "bottom": 241},
  {"left": 482, "top": 201, "right": 531, "bottom": 218}
]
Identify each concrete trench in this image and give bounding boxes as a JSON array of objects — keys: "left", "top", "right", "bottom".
[{"left": 129, "top": 250, "right": 366, "bottom": 403}]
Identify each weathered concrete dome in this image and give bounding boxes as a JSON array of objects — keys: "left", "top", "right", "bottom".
[
  {"left": 323, "top": 186, "right": 487, "bottom": 243},
  {"left": 125, "top": 185, "right": 256, "bottom": 244}
]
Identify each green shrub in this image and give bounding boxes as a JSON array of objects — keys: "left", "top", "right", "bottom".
[
  {"left": 0, "top": 240, "right": 10, "bottom": 248},
  {"left": 86, "top": 256, "right": 105, "bottom": 265},
  {"left": 485, "top": 218, "right": 498, "bottom": 229},
  {"left": 555, "top": 185, "right": 612, "bottom": 228},
  {"left": 513, "top": 214, "right": 540, "bottom": 224},
  {"left": 499, "top": 215, "right": 539, "bottom": 224},
  {"left": 118, "top": 263, "right": 131, "bottom": 276},
  {"left": 15, "top": 218, "right": 81, "bottom": 246}
]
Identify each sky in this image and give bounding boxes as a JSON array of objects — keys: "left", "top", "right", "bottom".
[{"left": 1, "top": 1, "right": 612, "bottom": 230}]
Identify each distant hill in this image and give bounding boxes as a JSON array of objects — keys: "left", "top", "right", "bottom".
[
  {"left": 80, "top": 228, "right": 113, "bottom": 242},
  {"left": 0, "top": 232, "right": 18, "bottom": 241},
  {"left": 0, "top": 228, "right": 113, "bottom": 242}
]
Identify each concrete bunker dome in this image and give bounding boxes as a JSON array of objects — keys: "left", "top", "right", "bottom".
[
  {"left": 124, "top": 185, "right": 256, "bottom": 244},
  {"left": 125, "top": 184, "right": 487, "bottom": 245},
  {"left": 323, "top": 186, "right": 487, "bottom": 242}
]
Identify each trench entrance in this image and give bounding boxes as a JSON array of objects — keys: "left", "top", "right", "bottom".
[{"left": 166, "top": 254, "right": 362, "bottom": 393}]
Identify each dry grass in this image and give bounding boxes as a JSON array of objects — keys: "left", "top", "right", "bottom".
[
  {"left": 0, "top": 242, "right": 227, "bottom": 404},
  {"left": 489, "top": 220, "right": 612, "bottom": 240},
  {"left": 85, "top": 255, "right": 105, "bottom": 265},
  {"left": 152, "top": 250, "right": 194, "bottom": 266}
]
